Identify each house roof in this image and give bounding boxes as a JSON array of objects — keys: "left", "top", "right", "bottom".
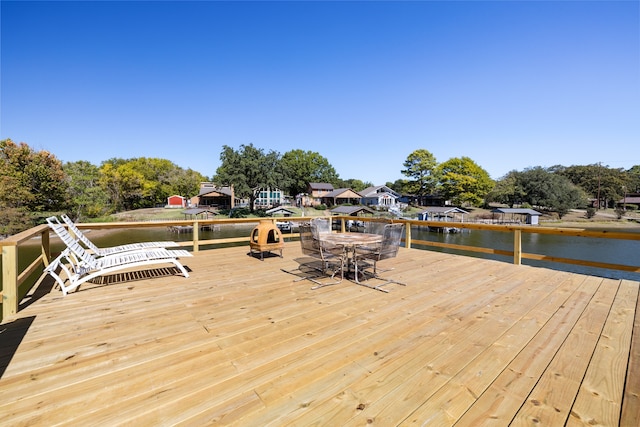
[
  {"left": 265, "top": 206, "right": 296, "bottom": 216},
  {"left": 330, "top": 205, "right": 375, "bottom": 216},
  {"left": 359, "top": 185, "right": 401, "bottom": 198},
  {"left": 308, "top": 182, "right": 334, "bottom": 191},
  {"left": 182, "top": 208, "right": 217, "bottom": 216},
  {"left": 324, "top": 188, "right": 362, "bottom": 198},
  {"left": 198, "top": 186, "right": 233, "bottom": 197},
  {"left": 619, "top": 197, "right": 640, "bottom": 204},
  {"left": 419, "top": 207, "right": 469, "bottom": 214},
  {"left": 492, "top": 208, "right": 542, "bottom": 216}
]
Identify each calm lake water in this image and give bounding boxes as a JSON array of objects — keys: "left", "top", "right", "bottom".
[
  {"left": 410, "top": 226, "right": 640, "bottom": 281},
  {"left": 5, "top": 223, "right": 640, "bottom": 290}
]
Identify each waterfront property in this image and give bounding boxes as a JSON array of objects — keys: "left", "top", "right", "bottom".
[{"left": 1, "top": 239, "right": 639, "bottom": 425}]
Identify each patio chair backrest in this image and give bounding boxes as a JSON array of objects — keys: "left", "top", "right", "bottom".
[
  {"left": 378, "top": 223, "right": 404, "bottom": 261},
  {"left": 299, "top": 223, "right": 321, "bottom": 257},
  {"left": 367, "top": 221, "right": 388, "bottom": 235},
  {"left": 311, "top": 217, "right": 331, "bottom": 234}
]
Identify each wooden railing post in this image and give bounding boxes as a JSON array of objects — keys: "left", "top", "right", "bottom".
[
  {"left": 2, "top": 245, "right": 18, "bottom": 318},
  {"left": 404, "top": 223, "right": 412, "bottom": 248},
  {"left": 513, "top": 229, "right": 522, "bottom": 265},
  {"left": 41, "top": 229, "right": 51, "bottom": 266},
  {"left": 193, "top": 220, "right": 200, "bottom": 253}
]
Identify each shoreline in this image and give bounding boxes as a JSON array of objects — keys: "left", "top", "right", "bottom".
[{"left": 539, "top": 219, "right": 640, "bottom": 230}]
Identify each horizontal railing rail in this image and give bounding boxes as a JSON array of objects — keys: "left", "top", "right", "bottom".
[{"left": 2, "top": 216, "right": 639, "bottom": 321}]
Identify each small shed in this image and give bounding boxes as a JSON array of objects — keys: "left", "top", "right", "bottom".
[
  {"left": 492, "top": 208, "right": 542, "bottom": 225},
  {"left": 167, "top": 195, "right": 186, "bottom": 208},
  {"left": 265, "top": 206, "right": 296, "bottom": 217},
  {"left": 330, "top": 205, "right": 376, "bottom": 217},
  {"left": 418, "top": 207, "right": 469, "bottom": 222},
  {"left": 182, "top": 208, "right": 218, "bottom": 220}
]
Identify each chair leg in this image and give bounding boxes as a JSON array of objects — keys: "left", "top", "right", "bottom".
[
  {"left": 282, "top": 257, "right": 344, "bottom": 289},
  {"left": 353, "top": 258, "right": 406, "bottom": 292}
]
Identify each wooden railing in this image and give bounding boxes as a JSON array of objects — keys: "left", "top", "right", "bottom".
[{"left": 2, "top": 216, "right": 639, "bottom": 321}]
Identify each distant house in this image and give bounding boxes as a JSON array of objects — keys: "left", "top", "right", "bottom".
[
  {"left": 618, "top": 193, "right": 640, "bottom": 210},
  {"left": 195, "top": 182, "right": 236, "bottom": 210},
  {"left": 492, "top": 208, "right": 542, "bottom": 225},
  {"left": 301, "top": 182, "right": 334, "bottom": 207},
  {"left": 418, "top": 207, "right": 469, "bottom": 222},
  {"left": 321, "top": 188, "right": 362, "bottom": 207},
  {"left": 359, "top": 185, "right": 401, "bottom": 209},
  {"left": 254, "top": 188, "right": 285, "bottom": 210},
  {"left": 167, "top": 195, "right": 186, "bottom": 208}
]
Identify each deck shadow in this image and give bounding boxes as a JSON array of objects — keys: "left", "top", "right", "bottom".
[
  {"left": 86, "top": 266, "right": 192, "bottom": 286},
  {"left": 0, "top": 316, "right": 35, "bottom": 378},
  {"left": 18, "top": 271, "right": 57, "bottom": 312}
]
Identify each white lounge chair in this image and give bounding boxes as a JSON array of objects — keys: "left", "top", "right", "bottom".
[
  {"left": 45, "top": 217, "right": 192, "bottom": 296},
  {"left": 45, "top": 245, "right": 192, "bottom": 296},
  {"left": 59, "top": 214, "right": 179, "bottom": 256}
]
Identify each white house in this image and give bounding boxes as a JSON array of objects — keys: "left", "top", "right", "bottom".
[
  {"left": 254, "top": 188, "right": 285, "bottom": 209},
  {"left": 358, "top": 185, "right": 401, "bottom": 209}
]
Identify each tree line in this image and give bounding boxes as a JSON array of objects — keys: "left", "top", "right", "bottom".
[{"left": 1, "top": 138, "right": 639, "bottom": 236}]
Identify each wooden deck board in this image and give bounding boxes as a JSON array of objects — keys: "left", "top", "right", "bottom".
[
  {"left": 567, "top": 280, "right": 639, "bottom": 426},
  {"left": 1, "top": 241, "right": 638, "bottom": 426},
  {"left": 622, "top": 281, "right": 640, "bottom": 426}
]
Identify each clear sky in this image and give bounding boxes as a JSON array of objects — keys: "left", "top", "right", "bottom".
[{"left": 1, "top": 1, "right": 639, "bottom": 185}]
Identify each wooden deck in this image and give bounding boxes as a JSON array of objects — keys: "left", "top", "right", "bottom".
[{"left": 1, "top": 241, "right": 639, "bottom": 426}]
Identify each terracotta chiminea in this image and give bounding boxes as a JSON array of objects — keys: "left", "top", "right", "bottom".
[{"left": 249, "top": 219, "right": 284, "bottom": 260}]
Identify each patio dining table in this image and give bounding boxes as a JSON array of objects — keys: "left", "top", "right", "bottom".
[{"left": 319, "top": 232, "right": 382, "bottom": 281}]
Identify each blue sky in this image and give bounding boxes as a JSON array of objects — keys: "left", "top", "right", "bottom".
[{"left": 2, "top": 1, "right": 639, "bottom": 185}]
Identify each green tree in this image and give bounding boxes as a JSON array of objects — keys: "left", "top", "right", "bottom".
[
  {"left": 487, "top": 171, "right": 525, "bottom": 207},
  {"left": 558, "top": 164, "right": 628, "bottom": 209},
  {"left": 98, "top": 157, "right": 205, "bottom": 212},
  {"left": 335, "top": 178, "right": 373, "bottom": 192},
  {"left": 0, "top": 139, "right": 69, "bottom": 234},
  {"left": 627, "top": 165, "right": 640, "bottom": 193},
  {"left": 64, "top": 161, "right": 110, "bottom": 220},
  {"left": 99, "top": 160, "right": 146, "bottom": 211},
  {"left": 401, "top": 149, "right": 438, "bottom": 196},
  {"left": 516, "top": 167, "right": 586, "bottom": 215},
  {"left": 168, "top": 167, "right": 207, "bottom": 201},
  {"left": 386, "top": 178, "right": 410, "bottom": 195},
  {"left": 214, "top": 144, "right": 288, "bottom": 212},
  {"left": 280, "top": 149, "right": 339, "bottom": 196},
  {"left": 0, "top": 155, "right": 34, "bottom": 235},
  {"left": 437, "top": 157, "right": 494, "bottom": 206}
]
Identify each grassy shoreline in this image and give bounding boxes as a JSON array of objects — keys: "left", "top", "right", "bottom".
[{"left": 105, "top": 207, "right": 640, "bottom": 230}]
